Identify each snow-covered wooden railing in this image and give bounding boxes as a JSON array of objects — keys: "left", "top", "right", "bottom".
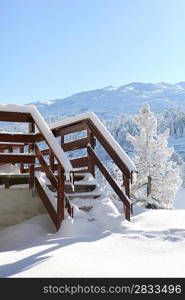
[
  {"left": 0, "top": 104, "right": 73, "bottom": 177},
  {"left": 0, "top": 104, "right": 74, "bottom": 230},
  {"left": 0, "top": 105, "right": 136, "bottom": 224},
  {"left": 35, "top": 112, "right": 137, "bottom": 221}
]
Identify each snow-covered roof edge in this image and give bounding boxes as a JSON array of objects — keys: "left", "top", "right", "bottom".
[{"left": 48, "top": 112, "right": 137, "bottom": 172}]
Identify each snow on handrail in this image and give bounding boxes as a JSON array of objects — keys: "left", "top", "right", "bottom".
[
  {"left": 0, "top": 104, "right": 73, "bottom": 176},
  {"left": 0, "top": 105, "right": 136, "bottom": 173},
  {"left": 48, "top": 112, "right": 137, "bottom": 173}
]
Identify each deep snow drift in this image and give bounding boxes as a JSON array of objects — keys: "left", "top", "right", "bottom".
[{"left": 0, "top": 189, "right": 185, "bottom": 278}]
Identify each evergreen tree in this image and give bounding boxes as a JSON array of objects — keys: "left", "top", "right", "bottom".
[{"left": 127, "top": 103, "right": 182, "bottom": 209}]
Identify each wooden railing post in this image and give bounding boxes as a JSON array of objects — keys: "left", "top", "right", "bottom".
[
  {"left": 20, "top": 145, "right": 24, "bottom": 173},
  {"left": 123, "top": 174, "right": 132, "bottom": 220},
  {"left": 123, "top": 174, "right": 130, "bottom": 198},
  {"left": 28, "top": 122, "right": 35, "bottom": 189},
  {"left": 49, "top": 149, "right": 55, "bottom": 172},
  {"left": 57, "top": 163, "right": 65, "bottom": 228},
  {"left": 61, "top": 136, "right": 64, "bottom": 147},
  {"left": 87, "top": 128, "right": 96, "bottom": 177},
  {"left": 8, "top": 145, "right": 13, "bottom": 153}
]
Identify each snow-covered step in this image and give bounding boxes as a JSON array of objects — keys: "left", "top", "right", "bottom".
[
  {"left": 65, "top": 184, "right": 97, "bottom": 193},
  {"left": 65, "top": 191, "right": 102, "bottom": 200},
  {"left": 47, "top": 172, "right": 99, "bottom": 194},
  {"left": 47, "top": 183, "right": 97, "bottom": 194}
]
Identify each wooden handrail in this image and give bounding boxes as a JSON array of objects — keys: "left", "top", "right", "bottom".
[
  {"left": 30, "top": 106, "right": 73, "bottom": 175},
  {"left": 0, "top": 106, "right": 74, "bottom": 231},
  {"left": 0, "top": 107, "right": 136, "bottom": 226},
  {"left": 41, "top": 112, "right": 136, "bottom": 221},
  {"left": 35, "top": 144, "right": 58, "bottom": 189},
  {"left": 30, "top": 111, "right": 135, "bottom": 221},
  {"left": 35, "top": 176, "right": 59, "bottom": 229},
  {"left": 0, "top": 111, "right": 33, "bottom": 122},
  {"left": 87, "top": 146, "right": 131, "bottom": 207},
  {"left": 87, "top": 145, "right": 131, "bottom": 220},
  {"left": 86, "top": 119, "right": 131, "bottom": 178}
]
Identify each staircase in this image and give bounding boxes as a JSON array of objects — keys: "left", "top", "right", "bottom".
[
  {"left": 36, "top": 171, "right": 103, "bottom": 214},
  {"left": 0, "top": 105, "right": 137, "bottom": 231}
]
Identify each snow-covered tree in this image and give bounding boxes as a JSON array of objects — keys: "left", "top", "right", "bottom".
[{"left": 127, "top": 103, "right": 182, "bottom": 209}]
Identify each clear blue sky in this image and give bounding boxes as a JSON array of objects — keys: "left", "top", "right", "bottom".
[{"left": 1, "top": 0, "right": 185, "bottom": 104}]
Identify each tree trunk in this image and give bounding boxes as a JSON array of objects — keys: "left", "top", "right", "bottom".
[
  {"left": 147, "top": 175, "right": 152, "bottom": 197},
  {"left": 146, "top": 175, "right": 157, "bottom": 209}
]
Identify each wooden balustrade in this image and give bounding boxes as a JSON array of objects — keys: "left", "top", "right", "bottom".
[
  {"left": 0, "top": 109, "right": 74, "bottom": 230},
  {"left": 0, "top": 110, "right": 134, "bottom": 225},
  {"left": 33, "top": 116, "right": 133, "bottom": 221}
]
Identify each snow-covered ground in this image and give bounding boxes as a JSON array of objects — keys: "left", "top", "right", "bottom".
[{"left": 0, "top": 189, "right": 185, "bottom": 278}]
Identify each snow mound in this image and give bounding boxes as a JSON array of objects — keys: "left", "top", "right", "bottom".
[
  {"left": 0, "top": 163, "right": 20, "bottom": 175},
  {"left": 1, "top": 194, "right": 185, "bottom": 277},
  {"left": 128, "top": 209, "right": 185, "bottom": 233},
  {"left": 0, "top": 215, "right": 54, "bottom": 251}
]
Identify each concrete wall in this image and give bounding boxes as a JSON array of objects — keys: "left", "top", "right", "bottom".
[{"left": 0, "top": 188, "right": 46, "bottom": 229}]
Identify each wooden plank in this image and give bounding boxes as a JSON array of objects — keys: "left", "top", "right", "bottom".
[
  {"left": 123, "top": 175, "right": 130, "bottom": 198},
  {"left": 86, "top": 119, "right": 131, "bottom": 178},
  {"left": 87, "top": 146, "right": 131, "bottom": 212},
  {"left": 0, "top": 111, "right": 33, "bottom": 123},
  {"left": 87, "top": 129, "right": 95, "bottom": 176},
  {"left": 124, "top": 206, "right": 131, "bottom": 221},
  {"left": 35, "top": 122, "right": 87, "bottom": 142},
  {"left": 35, "top": 176, "right": 59, "bottom": 230},
  {"left": 21, "top": 165, "right": 42, "bottom": 173},
  {"left": 123, "top": 174, "right": 133, "bottom": 215},
  {"left": 62, "top": 138, "right": 89, "bottom": 152},
  {"left": 25, "top": 163, "right": 88, "bottom": 174},
  {"left": 70, "top": 156, "right": 88, "bottom": 168},
  {"left": 28, "top": 121, "right": 35, "bottom": 188},
  {"left": 28, "top": 122, "right": 35, "bottom": 133},
  {"left": 0, "top": 153, "right": 35, "bottom": 164},
  {"left": 49, "top": 149, "right": 55, "bottom": 172},
  {"left": 29, "top": 164, "right": 34, "bottom": 189},
  {"left": 57, "top": 164, "right": 65, "bottom": 224},
  {"left": 61, "top": 135, "right": 64, "bottom": 146},
  {"left": 87, "top": 129, "right": 96, "bottom": 148},
  {"left": 73, "top": 168, "right": 89, "bottom": 174},
  {"left": 35, "top": 145, "right": 58, "bottom": 189},
  {"left": 8, "top": 145, "right": 13, "bottom": 153},
  {"left": 41, "top": 138, "right": 89, "bottom": 155},
  {"left": 0, "top": 143, "right": 25, "bottom": 148},
  {"left": 41, "top": 149, "right": 49, "bottom": 156},
  {"left": 0, "top": 132, "right": 35, "bottom": 143},
  {"left": 52, "top": 121, "right": 87, "bottom": 137},
  {"left": 20, "top": 145, "right": 25, "bottom": 173}
]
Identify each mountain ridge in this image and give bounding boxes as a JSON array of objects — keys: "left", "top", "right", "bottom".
[{"left": 28, "top": 82, "right": 185, "bottom": 119}]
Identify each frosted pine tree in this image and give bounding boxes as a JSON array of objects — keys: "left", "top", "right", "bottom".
[{"left": 127, "top": 103, "right": 182, "bottom": 209}]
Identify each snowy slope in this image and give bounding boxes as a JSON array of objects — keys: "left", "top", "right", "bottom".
[
  {"left": 27, "top": 81, "right": 185, "bottom": 165},
  {"left": 29, "top": 82, "right": 185, "bottom": 119},
  {"left": 2, "top": 83, "right": 185, "bottom": 169},
  {"left": 0, "top": 190, "right": 185, "bottom": 278}
]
